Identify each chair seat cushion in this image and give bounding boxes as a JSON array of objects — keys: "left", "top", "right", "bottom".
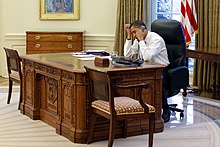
[{"left": 92, "top": 97, "right": 155, "bottom": 115}]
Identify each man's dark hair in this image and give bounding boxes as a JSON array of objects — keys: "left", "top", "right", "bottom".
[{"left": 129, "top": 20, "right": 146, "bottom": 29}]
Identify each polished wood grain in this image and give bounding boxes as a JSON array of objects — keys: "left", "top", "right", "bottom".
[
  {"left": 20, "top": 53, "right": 164, "bottom": 143},
  {"left": 186, "top": 47, "right": 220, "bottom": 91},
  {"left": 186, "top": 47, "right": 220, "bottom": 62},
  {"left": 26, "top": 31, "right": 83, "bottom": 54}
]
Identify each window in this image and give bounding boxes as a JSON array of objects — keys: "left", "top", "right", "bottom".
[
  {"left": 149, "top": 0, "right": 181, "bottom": 23},
  {"left": 149, "top": 0, "right": 195, "bottom": 46}
]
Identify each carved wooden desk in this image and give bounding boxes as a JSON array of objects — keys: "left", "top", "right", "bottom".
[{"left": 20, "top": 53, "right": 164, "bottom": 143}]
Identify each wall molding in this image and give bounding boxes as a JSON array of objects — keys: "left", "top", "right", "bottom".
[
  {"left": 84, "top": 35, "right": 115, "bottom": 53},
  {"left": 1, "top": 33, "right": 115, "bottom": 77},
  {"left": 4, "top": 33, "right": 115, "bottom": 51}
]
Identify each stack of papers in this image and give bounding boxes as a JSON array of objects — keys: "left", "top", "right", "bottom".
[
  {"left": 72, "top": 52, "right": 95, "bottom": 60},
  {"left": 72, "top": 54, "right": 95, "bottom": 58}
]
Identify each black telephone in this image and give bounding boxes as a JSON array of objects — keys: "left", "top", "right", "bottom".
[
  {"left": 85, "top": 51, "right": 109, "bottom": 56},
  {"left": 111, "top": 56, "right": 144, "bottom": 66}
]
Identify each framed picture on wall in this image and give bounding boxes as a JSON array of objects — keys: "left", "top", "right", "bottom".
[{"left": 40, "top": 0, "right": 80, "bottom": 20}]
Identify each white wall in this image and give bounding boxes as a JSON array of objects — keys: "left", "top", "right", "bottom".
[
  {"left": 3, "top": 0, "right": 116, "bottom": 35},
  {"left": 0, "top": 0, "right": 117, "bottom": 76},
  {"left": 0, "top": 0, "right": 4, "bottom": 75}
]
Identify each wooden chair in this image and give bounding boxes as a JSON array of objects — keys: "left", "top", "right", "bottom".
[
  {"left": 85, "top": 66, "right": 156, "bottom": 147},
  {"left": 3, "top": 47, "right": 22, "bottom": 110}
]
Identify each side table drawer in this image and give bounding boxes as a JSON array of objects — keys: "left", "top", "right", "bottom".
[
  {"left": 53, "top": 34, "right": 83, "bottom": 42},
  {"left": 26, "top": 31, "right": 84, "bottom": 54},
  {"left": 27, "top": 42, "right": 54, "bottom": 51},
  {"left": 27, "top": 42, "right": 82, "bottom": 51},
  {"left": 27, "top": 34, "right": 54, "bottom": 42},
  {"left": 52, "top": 42, "right": 82, "bottom": 50}
]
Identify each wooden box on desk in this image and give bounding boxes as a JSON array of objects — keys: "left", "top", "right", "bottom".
[{"left": 94, "top": 56, "right": 110, "bottom": 67}]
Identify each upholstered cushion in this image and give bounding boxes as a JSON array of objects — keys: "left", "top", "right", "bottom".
[{"left": 92, "top": 96, "right": 155, "bottom": 115}]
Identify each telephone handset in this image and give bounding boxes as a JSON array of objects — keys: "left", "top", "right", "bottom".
[{"left": 141, "top": 26, "right": 145, "bottom": 32}]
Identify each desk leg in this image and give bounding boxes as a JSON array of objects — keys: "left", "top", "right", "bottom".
[{"left": 21, "top": 60, "right": 40, "bottom": 119}]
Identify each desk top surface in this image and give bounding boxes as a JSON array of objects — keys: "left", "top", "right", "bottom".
[{"left": 21, "top": 52, "right": 165, "bottom": 73}]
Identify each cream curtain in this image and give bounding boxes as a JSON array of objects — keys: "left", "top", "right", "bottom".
[
  {"left": 114, "top": 0, "right": 145, "bottom": 55},
  {"left": 193, "top": 0, "right": 220, "bottom": 91}
]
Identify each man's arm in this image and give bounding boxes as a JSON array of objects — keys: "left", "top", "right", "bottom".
[
  {"left": 124, "top": 24, "right": 133, "bottom": 57},
  {"left": 124, "top": 40, "right": 133, "bottom": 57},
  {"left": 138, "top": 38, "right": 163, "bottom": 61}
]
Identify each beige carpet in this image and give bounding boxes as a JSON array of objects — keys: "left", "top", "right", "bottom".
[{"left": 1, "top": 87, "right": 220, "bottom": 147}]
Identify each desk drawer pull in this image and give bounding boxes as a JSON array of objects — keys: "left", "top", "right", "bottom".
[
  {"left": 68, "top": 36, "right": 73, "bottom": 40},
  {"left": 67, "top": 44, "right": 72, "bottom": 48},
  {"left": 35, "top": 36, "right": 41, "bottom": 40},
  {"left": 35, "top": 44, "right": 41, "bottom": 48}
]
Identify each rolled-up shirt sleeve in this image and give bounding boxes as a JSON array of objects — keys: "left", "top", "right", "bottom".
[
  {"left": 124, "top": 40, "right": 133, "bottom": 57},
  {"left": 124, "top": 39, "right": 139, "bottom": 58}
]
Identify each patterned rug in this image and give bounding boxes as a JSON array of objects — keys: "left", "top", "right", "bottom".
[{"left": 0, "top": 88, "right": 220, "bottom": 147}]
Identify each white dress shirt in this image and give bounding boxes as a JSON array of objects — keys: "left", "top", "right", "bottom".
[{"left": 124, "top": 31, "right": 170, "bottom": 66}]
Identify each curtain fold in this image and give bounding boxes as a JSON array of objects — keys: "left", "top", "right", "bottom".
[
  {"left": 114, "top": 0, "right": 145, "bottom": 56},
  {"left": 193, "top": 0, "right": 220, "bottom": 91}
]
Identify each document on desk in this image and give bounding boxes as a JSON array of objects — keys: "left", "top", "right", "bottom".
[
  {"left": 78, "top": 57, "right": 96, "bottom": 60},
  {"left": 72, "top": 54, "right": 95, "bottom": 58},
  {"left": 72, "top": 52, "right": 95, "bottom": 60}
]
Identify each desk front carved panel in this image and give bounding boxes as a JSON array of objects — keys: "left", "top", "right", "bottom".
[
  {"left": 62, "top": 81, "right": 73, "bottom": 122},
  {"left": 23, "top": 61, "right": 35, "bottom": 105},
  {"left": 61, "top": 71, "right": 88, "bottom": 142},
  {"left": 35, "top": 63, "right": 61, "bottom": 78},
  {"left": 45, "top": 77, "right": 58, "bottom": 115},
  {"left": 21, "top": 60, "right": 40, "bottom": 119}
]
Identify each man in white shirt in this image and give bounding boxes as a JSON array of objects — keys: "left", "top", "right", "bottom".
[{"left": 124, "top": 20, "right": 171, "bottom": 123}]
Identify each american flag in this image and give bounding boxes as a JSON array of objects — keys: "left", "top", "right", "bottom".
[{"left": 181, "top": 0, "right": 198, "bottom": 46}]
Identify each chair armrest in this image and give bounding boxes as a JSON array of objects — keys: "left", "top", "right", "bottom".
[
  {"left": 115, "top": 82, "right": 152, "bottom": 112},
  {"left": 168, "top": 66, "right": 188, "bottom": 74},
  {"left": 115, "top": 82, "right": 151, "bottom": 89}
]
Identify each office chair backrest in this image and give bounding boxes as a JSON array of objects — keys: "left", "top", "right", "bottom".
[
  {"left": 151, "top": 19, "right": 186, "bottom": 68},
  {"left": 4, "top": 47, "right": 22, "bottom": 77}
]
